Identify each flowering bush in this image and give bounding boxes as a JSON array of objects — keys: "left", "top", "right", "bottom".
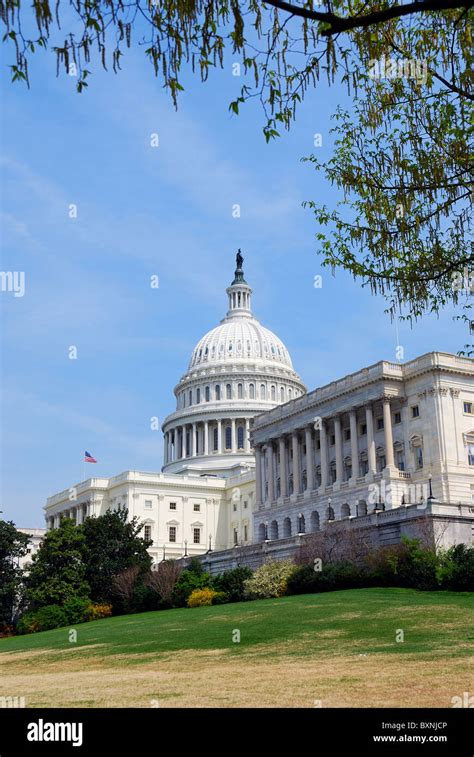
[
  {"left": 243, "top": 560, "right": 297, "bottom": 599},
  {"left": 85, "top": 603, "right": 113, "bottom": 620},
  {"left": 187, "top": 588, "right": 223, "bottom": 607}
]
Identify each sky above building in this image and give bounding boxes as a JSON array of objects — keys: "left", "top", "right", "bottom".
[{"left": 0, "top": 38, "right": 464, "bottom": 526}]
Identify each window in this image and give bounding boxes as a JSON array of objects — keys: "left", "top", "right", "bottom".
[
  {"left": 395, "top": 449, "right": 405, "bottom": 470},
  {"left": 330, "top": 434, "right": 335, "bottom": 446},
  {"left": 468, "top": 444, "right": 474, "bottom": 466},
  {"left": 376, "top": 418, "right": 384, "bottom": 430},
  {"left": 205, "top": 386, "right": 210, "bottom": 402},
  {"left": 213, "top": 427, "right": 218, "bottom": 451},
  {"left": 193, "top": 527, "right": 201, "bottom": 544},
  {"left": 144, "top": 525, "right": 152, "bottom": 542},
  {"left": 271, "top": 385, "right": 276, "bottom": 401},
  {"left": 464, "top": 402, "right": 473, "bottom": 414},
  {"left": 237, "top": 426, "right": 244, "bottom": 449},
  {"left": 260, "top": 384, "right": 266, "bottom": 400},
  {"left": 288, "top": 388, "right": 292, "bottom": 399},
  {"left": 170, "top": 502, "right": 177, "bottom": 510},
  {"left": 243, "top": 500, "right": 248, "bottom": 509},
  {"left": 233, "top": 528, "right": 238, "bottom": 546},
  {"left": 233, "top": 502, "right": 237, "bottom": 512},
  {"left": 394, "top": 411, "right": 401, "bottom": 424},
  {"left": 193, "top": 503, "right": 200, "bottom": 512},
  {"left": 330, "top": 467, "right": 337, "bottom": 483},
  {"left": 238, "top": 383, "right": 243, "bottom": 399},
  {"left": 249, "top": 383, "right": 255, "bottom": 399},
  {"left": 412, "top": 405, "right": 420, "bottom": 418},
  {"left": 189, "top": 390, "right": 192, "bottom": 406},
  {"left": 360, "top": 458, "right": 369, "bottom": 475},
  {"left": 215, "top": 384, "right": 221, "bottom": 400},
  {"left": 415, "top": 446, "right": 423, "bottom": 469},
  {"left": 169, "top": 526, "right": 176, "bottom": 542},
  {"left": 226, "top": 383, "right": 232, "bottom": 399},
  {"left": 280, "top": 387, "right": 285, "bottom": 402},
  {"left": 360, "top": 424, "right": 367, "bottom": 436},
  {"left": 196, "top": 387, "right": 200, "bottom": 404},
  {"left": 244, "top": 525, "right": 248, "bottom": 542},
  {"left": 144, "top": 500, "right": 152, "bottom": 509},
  {"left": 225, "top": 426, "right": 232, "bottom": 450},
  {"left": 344, "top": 429, "right": 351, "bottom": 441}
]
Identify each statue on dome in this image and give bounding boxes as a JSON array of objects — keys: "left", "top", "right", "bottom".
[{"left": 236, "top": 249, "right": 244, "bottom": 270}]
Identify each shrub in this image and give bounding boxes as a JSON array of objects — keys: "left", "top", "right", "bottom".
[
  {"left": 439, "top": 544, "right": 474, "bottom": 591},
  {"left": 286, "top": 561, "right": 369, "bottom": 595},
  {"left": 63, "top": 596, "right": 91, "bottom": 625},
  {"left": 85, "top": 603, "right": 113, "bottom": 620},
  {"left": 17, "top": 605, "right": 68, "bottom": 634},
  {"left": 211, "top": 567, "right": 252, "bottom": 603},
  {"left": 187, "top": 588, "right": 221, "bottom": 607},
  {"left": 172, "top": 568, "right": 212, "bottom": 607},
  {"left": 244, "top": 560, "right": 297, "bottom": 599}
]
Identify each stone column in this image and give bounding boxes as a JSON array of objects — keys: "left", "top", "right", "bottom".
[
  {"left": 204, "top": 421, "right": 209, "bottom": 455},
  {"left": 163, "top": 433, "right": 168, "bottom": 464},
  {"left": 350, "top": 409, "right": 359, "bottom": 480},
  {"left": 267, "top": 444, "right": 274, "bottom": 502},
  {"left": 334, "top": 415, "right": 343, "bottom": 484},
  {"left": 319, "top": 420, "right": 328, "bottom": 491},
  {"left": 245, "top": 418, "right": 251, "bottom": 452},
  {"left": 292, "top": 432, "right": 300, "bottom": 495},
  {"left": 181, "top": 426, "right": 187, "bottom": 459},
  {"left": 255, "top": 445, "right": 263, "bottom": 506},
  {"left": 383, "top": 396, "right": 396, "bottom": 468},
  {"left": 305, "top": 426, "right": 314, "bottom": 492},
  {"left": 366, "top": 404, "right": 377, "bottom": 475},
  {"left": 217, "top": 419, "right": 222, "bottom": 453},
  {"left": 231, "top": 418, "right": 236, "bottom": 453},
  {"left": 279, "top": 437, "right": 287, "bottom": 497},
  {"left": 191, "top": 423, "right": 196, "bottom": 456}
]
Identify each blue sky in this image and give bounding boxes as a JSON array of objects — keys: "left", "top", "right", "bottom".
[{"left": 0, "top": 36, "right": 463, "bottom": 527}]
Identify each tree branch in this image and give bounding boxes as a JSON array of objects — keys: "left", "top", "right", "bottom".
[{"left": 264, "top": 0, "right": 473, "bottom": 36}]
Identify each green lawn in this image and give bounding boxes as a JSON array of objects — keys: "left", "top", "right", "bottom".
[{"left": 1, "top": 588, "right": 472, "bottom": 707}]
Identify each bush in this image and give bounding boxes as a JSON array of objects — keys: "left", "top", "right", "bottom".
[
  {"left": 85, "top": 603, "right": 113, "bottom": 620},
  {"left": 187, "top": 588, "right": 222, "bottom": 607},
  {"left": 172, "top": 568, "right": 212, "bottom": 607},
  {"left": 17, "top": 605, "right": 68, "bottom": 634},
  {"left": 286, "top": 561, "right": 369, "bottom": 595},
  {"left": 211, "top": 567, "right": 252, "bottom": 603},
  {"left": 63, "top": 596, "right": 91, "bottom": 625},
  {"left": 439, "top": 544, "right": 474, "bottom": 591},
  {"left": 244, "top": 560, "right": 297, "bottom": 599}
]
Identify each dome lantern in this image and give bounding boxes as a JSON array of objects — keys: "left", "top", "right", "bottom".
[{"left": 226, "top": 249, "right": 252, "bottom": 318}]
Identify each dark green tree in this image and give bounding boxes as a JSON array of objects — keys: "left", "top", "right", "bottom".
[
  {"left": 80, "top": 507, "right": 152, "bottom": 603},
  {"left": 0, "top": 520, "right": 29, "bottom": 626},
  {"left": 25, "top": 518, "right": 90, "bottom": 610}
]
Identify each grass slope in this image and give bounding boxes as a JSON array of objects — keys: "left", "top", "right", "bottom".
[{"left": 1, "top": 588, "right": 473, "bottom": 708}]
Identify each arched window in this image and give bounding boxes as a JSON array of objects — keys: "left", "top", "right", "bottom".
[
  {"left": 271, "top": 385, "right": 276, "bottom": 401},
  {"left": 237, "top": 426, "right": 244, "bottom": 449},
  {"left": 260, "top": 384, "right": 266, "bottom": 400},
  {"left": 215, "top": 384, "right": 221, "bottom": 400},
  {"left": 189, "top": 390, "right": 193, "bottom": 406},
  {"left": 288, "top": 388, "right": 293, "bottom": 399},
  {"left": 213, "top": 427, "right": 218, "bottom": 451},
  {"left": 270, "top": 520, "right": 279, "bottom": 540},
  {"left": 182, "top": 393, "right": 186, "bottom": 408},
  {"left": 283, "top": 517, "right": 292, "bottom": 538},
  {"left": 226, "top": 383, "right": 232, "bottom": 399},
  {"left": 280, "top": 386, "right": 285, "bottom": 402},
  {"left": 225, "top": 426, "right": 232, "bottom": 450},
  {"left": 196, "top": 388, "right": 200, "bottom": 404},
  {"left": 205, "top": 386, "right": 210, "bottom": 402},
  {"left": 310, "top": 511, "right": 320, "bottom": 532},
  {"left": 249, "top": 383, "right": 255, "bottom": 399},
  {"left": 341, "top": 503, "right": 351, "bottom": 518},
  {"left": 238, "top": 383, "right": 243, "bottom": 399}
]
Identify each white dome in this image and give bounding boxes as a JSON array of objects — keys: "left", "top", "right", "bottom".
[{"left": 189, "top": 317, "right": 293, "bottom": 370}]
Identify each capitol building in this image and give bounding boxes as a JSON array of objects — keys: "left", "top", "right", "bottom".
[{"left": 44, "top": 254, "right": 474, "bottom": 566}]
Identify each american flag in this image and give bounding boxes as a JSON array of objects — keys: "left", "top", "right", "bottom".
[{"left": 84, "top": 451, "right": 97, "bottom": 463}]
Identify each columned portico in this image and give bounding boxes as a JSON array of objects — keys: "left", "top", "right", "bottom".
[
  {"left": 305, "top": 426, "right": 314, "bottom": 492},
  {"left": 366, "top": 404, "right": 377, "bottom": 476},
  {"left": 292, "top": 432, "right": 300, "bottom": 496},
  {"left": 279, "top": 437, "right": 287, "bottom": 498},
  {"left": 319, "top": 421, "right": 328, "bottom": 491}
]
